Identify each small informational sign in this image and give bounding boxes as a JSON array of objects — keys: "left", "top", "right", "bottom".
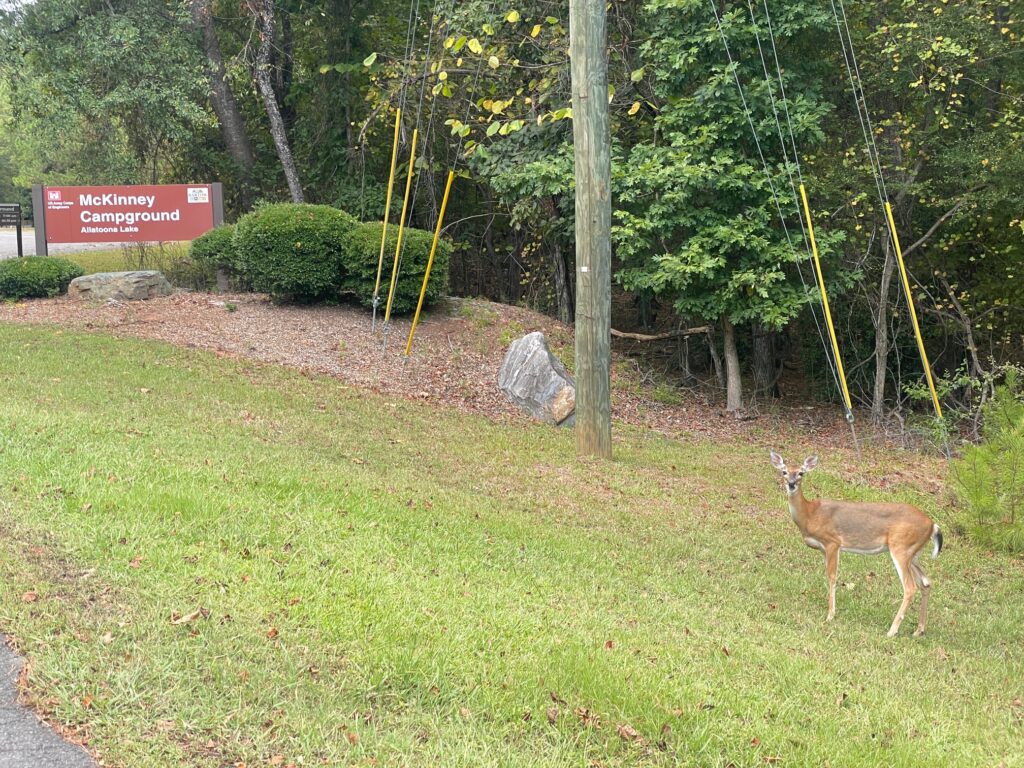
[
  {"left": 0, "top": 204, "right": 19, "bottom": 227},
  {"left": 39, "top": 184, "right": 218, "bottom": 245},
  {"left": 0, "top": 203, "right": 24, "bottom": 257}
]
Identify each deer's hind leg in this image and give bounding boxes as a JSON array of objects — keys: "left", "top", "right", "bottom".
[
  {"left": 886, "top": 549, "right": 918, "bottom": 638},
  {"left": 824, "top": 544, "right": 840, "bottom": 622},
  {"left": 910, "top": 559, "right": 931, "bottom": 637}
]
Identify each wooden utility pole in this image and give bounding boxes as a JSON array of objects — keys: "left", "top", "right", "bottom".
[{"left": 569, "top": 0, "right": 612, "bottom": 459}]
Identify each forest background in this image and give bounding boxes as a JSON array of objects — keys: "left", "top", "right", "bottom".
[{"left": 0, "top": 0, "right": 1021, "bottom": 426}]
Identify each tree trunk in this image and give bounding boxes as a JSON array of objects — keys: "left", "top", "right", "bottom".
[
  {"left": 752, "top": 323, "right": 780, "bottom": 397},
  {"left": 871, "top": 237, "right": 897, "bottom": 423},
  {"left": 706, "top": 328, "right": 724, "bottom": 389},
  {"left": 551, "top": 241, "right": 572, "bottom": 325},
  {"left": 252, "top": 0, "right": 304, "bottom": 203},
  {"left": 191, "top": 0, "right": 256, "bottom": 208},
  {"left": 722, "top": 316, "right": 743, "bottom": 412}
]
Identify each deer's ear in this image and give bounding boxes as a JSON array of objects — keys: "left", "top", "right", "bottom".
[
  {"left": 802, "top": 455, "right": 819, "bottom": 472},
  {"left": 769, "top": 451, "right": 786, "bottom": 471}
]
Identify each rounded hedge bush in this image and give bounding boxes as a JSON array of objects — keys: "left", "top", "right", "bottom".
[
  {"left": 0, "top": 257, "right": 85, "bottom": 299},
  {"left": 190, "top": 224, "right": 237, "bottom": 270},
  {"left": 340, "top": 222, "right": 451, "bottom": 315},
  {"left": 233, "top": 203, "right": 357, "bottom": 302}
]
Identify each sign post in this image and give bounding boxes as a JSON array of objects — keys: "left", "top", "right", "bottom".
[
  {"left": 31, "top": 185, "right": 46, "bottom": 256},
  {"left": 0, "top": 204, "right": 22, "bottom": 257},
  {"left": 31, "top": 183, "right": 223, "bottom": 255}
]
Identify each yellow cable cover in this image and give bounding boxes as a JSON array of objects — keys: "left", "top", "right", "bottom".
[
  {"left": 885, "top": 201, "right": 943, "bottom": 419},
  {"left": 384, "top": 128, "right": 418, "bottom": 324},
  {"left": 800, "top": 184, "right": 853, "bottom": 415},
  {"left": 405, "top": 170, "right": 455, "bottom": 357},
  {"left": 373, "top": 109, "right": 402, "bottom": 305}
]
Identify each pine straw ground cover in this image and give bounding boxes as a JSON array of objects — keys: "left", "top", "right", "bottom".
[{"left": 0, "top": 308, "right": 1020, "bottom": 767}]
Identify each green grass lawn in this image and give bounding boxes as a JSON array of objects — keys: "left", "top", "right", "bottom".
[{"left": 0, "top": 324, "right": 1021, "bottom": 767}]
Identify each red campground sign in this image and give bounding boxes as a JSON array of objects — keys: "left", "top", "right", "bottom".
[{"left": 32, "top": 183, "right": 223, "bottom": 255}]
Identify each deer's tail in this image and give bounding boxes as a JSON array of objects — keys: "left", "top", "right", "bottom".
[{"left": 931, "top": 524, "right": 943, "bottom": 559}]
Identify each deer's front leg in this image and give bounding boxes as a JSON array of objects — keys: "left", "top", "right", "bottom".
[{"left": 824, "top": 545, "right": 840, "bottom": 622}]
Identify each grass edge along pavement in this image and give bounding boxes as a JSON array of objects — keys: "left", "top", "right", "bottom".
[{"left": 0, "top": 324, "right": 1021, "bottom": 767}]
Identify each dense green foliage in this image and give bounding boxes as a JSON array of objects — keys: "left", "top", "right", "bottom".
[
  {"left": 233, "top": 203, "right": 357, "bottom": 302},
  {"left": 0, "top": 256, "right": 84, "bottom": 298},
  {"left": 189, "top": 224, "right": 238, "bottom": 271},
  {"left": 341, "top": 222, "right": 451, "bottom": 315},
  {"left": 952, "top": 372, "right": 1024, "bottom": 554}
]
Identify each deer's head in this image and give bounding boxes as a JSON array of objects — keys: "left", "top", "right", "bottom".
[{"left": 769, "top": 451, "right": 818, "bottom": 497}]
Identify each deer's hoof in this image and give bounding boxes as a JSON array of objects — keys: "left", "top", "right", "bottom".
[
  {"left": 886, "top": 627, "right": 899, "bottom": 638},
  {"left": 913, "top": 627, "right": 926, "bottom": 638}
]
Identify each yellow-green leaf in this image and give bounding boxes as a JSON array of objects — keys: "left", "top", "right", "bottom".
[
  {"left": 486, "top": 121, "right": 501, "bottom": 137},
  {"left": 531, "top": 24, "right": 542, "bottom": 38},
  {"left": 506, "top": 10, "right": 520, "bottom": 23},
  {"left": 467, "top": 38, "right": 483, "bottom": 54},
  {"left": 628, "top": 101, "right": 641, "bottom": 115},
  {"left": 362, "top": 52, "right": 377, "bottom": 67},
  {"left": 488, "top": 55, "right": 500, "bottom": 69}
]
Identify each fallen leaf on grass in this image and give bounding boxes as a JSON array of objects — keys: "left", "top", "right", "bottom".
[
  {"left": 617, "top": 723, "right": 642, "bottom": 742},
  {"left": 936, "top": 647, "right": 949, "bottom": 661},
  {"left": 574, "top": 706, "right": 601, "bottom": 729},
  {"left": 546, "top": 707, "right": 559, "bottom": 724},
  {"left": 266, "top": 626, "right": 279, "bottom": 640},
  {"left": 345, "top": 731, "right": 359, "bottom": 746},
  {"left": 170, "top": 607, "right": 208, "bottom": 625},
  {"left": 21, "top": 591, "right": 38, "bottom": 603},
  {"left": 101, "top": 632, "right": 113, "bottom": 644},
  {"left": 129, "top": 555, "right": 144, "bottom": 568}
]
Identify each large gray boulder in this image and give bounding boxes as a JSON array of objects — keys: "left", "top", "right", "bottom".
[
  {"left": 68, "top": 270, "right": 173, "bottom": 301},
  {"left": 498, "top": 331, "right": 576, "bottom": 426}
]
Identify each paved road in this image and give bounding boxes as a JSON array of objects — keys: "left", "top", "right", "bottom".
[
  {"left": 0, "top": 228, "right": 124, "bottom": 259},
  {"left": 1, "top": 638, "right": 96, "bottom": 767}
]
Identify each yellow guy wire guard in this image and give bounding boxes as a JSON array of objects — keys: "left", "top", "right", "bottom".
[
  {"left": 373, "top": 108, "right": 402, "bottom": 308},
  {"left": 405, "top": 170, "right": 455, "bottom": 357},
  {"left": 885, "top": 201, "right": 943, "bottom": 420},
  {"left": 799, "top": 184, "right": 853, "bottom": 415},
  {"left": 384, "top": 128, "right": 418, "bottom": 325}
]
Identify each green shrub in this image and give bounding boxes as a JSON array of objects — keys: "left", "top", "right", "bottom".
[
  {"left": 950, "top": 369, "right": 1024, "bottom": 554},
  {"left": 233, "top": 204, "right": 357, "bottom": 302},
  {"left": 0, "top": 257, "right": 85, "bottom": 299},
  {"left": 190, "top": 224, "right": 237, "bottom": 271},
  {"left": 189, "top": 225, "right": 239, "bottom": 291},
  {"left": 340, "top": 222, "right": 451, "bottom": 316}
]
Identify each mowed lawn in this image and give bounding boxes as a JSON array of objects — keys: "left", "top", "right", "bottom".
[{"left": 0, "top": 324, "right": 1021, "bottom": 768}]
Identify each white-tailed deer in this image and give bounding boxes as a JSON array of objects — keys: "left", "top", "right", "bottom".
[{"left": 769, "top": 451, "right": 943, "bottom": 637}]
